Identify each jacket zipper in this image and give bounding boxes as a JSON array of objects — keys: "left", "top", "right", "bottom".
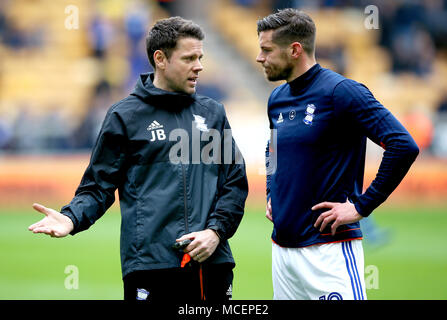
[
  {"left": 174, "top": 112, "right": 190, "bottom": 234},
  {"left": 181, "top": 163, "right": 189, "bottom": 233}
]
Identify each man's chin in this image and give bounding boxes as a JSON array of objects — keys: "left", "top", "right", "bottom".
[
  {"left": 175, "top": 86, "right": 195, "bottom": 95},
  {"left": 186, "top": 87, "right": 196, "bottom": 95},
  {"left": 267, "top": 74, "right": 284, "bottom": 82},
  {"left": 265, "top": 66, "right": 291, "bottom": 82}
]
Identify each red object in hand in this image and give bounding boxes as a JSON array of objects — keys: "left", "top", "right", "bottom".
[{"left": 180, "top": 253, "right": 191, "bottom": 268}]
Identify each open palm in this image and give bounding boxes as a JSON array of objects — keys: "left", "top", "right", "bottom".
[{"left": 28, "top": 203, "right": 74, "bottom": 238}]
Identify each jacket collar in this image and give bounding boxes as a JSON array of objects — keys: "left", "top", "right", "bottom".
[{"left": 131, "top": 73, "right": 196, "bottom": 109}]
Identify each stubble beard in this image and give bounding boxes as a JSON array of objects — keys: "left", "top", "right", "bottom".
[
  {"left": 266, "top": 56, "right": 294, "bottom": 82},
  {"left": 267, "top": 66, "right": 293, "bottom": 82}
]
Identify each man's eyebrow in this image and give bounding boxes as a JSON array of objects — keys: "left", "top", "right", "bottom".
[{"left": 182, "top": 52, "right": 204, "bottom": 59}]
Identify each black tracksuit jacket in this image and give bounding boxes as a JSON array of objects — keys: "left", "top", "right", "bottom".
[{"left": 61, "top": 73, "right": 249, "bottom": 278}]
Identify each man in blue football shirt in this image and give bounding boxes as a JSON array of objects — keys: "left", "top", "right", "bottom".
[{"left": 256, "top": 9, "right": 419, "bottom": 300}]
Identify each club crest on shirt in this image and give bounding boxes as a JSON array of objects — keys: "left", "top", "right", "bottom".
[
  {"left": 303, "top": 104, "right": 316, "bottom": 126},
  {"left": 193, "top": 114, "right": 209, "bottom": 132},
  {"left": 136, "top": 288, "right": 149, "bottom": 300}
]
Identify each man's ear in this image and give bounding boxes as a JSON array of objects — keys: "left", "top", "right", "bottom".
[
  {"left": 154, "top": 50, "right": 167, "bottom": 70},
  {"left": 290, "top": 42, "right": 303, "bottom": 59}
]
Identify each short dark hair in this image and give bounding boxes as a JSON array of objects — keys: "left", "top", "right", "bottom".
[
  {"left": 146, "top": 16, "right": 204, "bottom": 68},
  {"left": 257, "top": 9, "right": 316, "bottom": 55}
]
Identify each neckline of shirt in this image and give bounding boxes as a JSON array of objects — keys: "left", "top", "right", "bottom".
[{"left": 288, "top": 63, "right": 322, "bottom": 93}]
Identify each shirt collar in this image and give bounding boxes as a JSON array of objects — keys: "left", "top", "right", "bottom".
[{"left": 288, "top": 63, "right": 321, "bottom": 92}]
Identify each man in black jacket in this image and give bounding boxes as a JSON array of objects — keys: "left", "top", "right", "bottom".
[{"left": 28, "top": 16, "right": 248, "bottom": 301}]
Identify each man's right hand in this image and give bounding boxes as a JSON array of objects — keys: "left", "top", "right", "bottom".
[
  {"left": 266, "top": 198, "right": 272, "bottom": 222},
  {"left": 28, "top": 203, "right": 74, "bottom": 238}
]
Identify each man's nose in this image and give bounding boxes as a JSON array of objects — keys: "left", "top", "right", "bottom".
[{"left": 194, "top": 60, "right": 203, "bottom": 72}]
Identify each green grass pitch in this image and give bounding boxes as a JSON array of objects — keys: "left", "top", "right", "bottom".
[{"left": 0, "top": 205, "right": 446, "bottom": 299}]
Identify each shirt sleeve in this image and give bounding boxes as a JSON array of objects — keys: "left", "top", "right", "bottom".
[
  {"left": 60, "top": 108, "right": 129, "bottom": 234},
  {"left": 332, "top": 79, "right": 419, "bottom": 217}
]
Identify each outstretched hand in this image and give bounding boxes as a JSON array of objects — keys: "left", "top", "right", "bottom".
[
  {"left": 312, "top": 200, "right": 363, "bottom": 236},
  {"left": 28, "top": 203, "right": 74, "bottom": 238}
]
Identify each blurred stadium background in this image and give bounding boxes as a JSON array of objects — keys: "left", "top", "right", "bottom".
[{"left": 0, "top": 0, "right": 446, "bottom": 300}]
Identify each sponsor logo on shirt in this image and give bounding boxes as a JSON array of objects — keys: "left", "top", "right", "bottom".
[
  {"left": 147, "top": 120, "right": 166, "bottom": 141},
  {"left": 289, "top": 110, "right": 296, "bottom": 120},
  {"left": 277, "top": 112, "right": 284, "bottom": 124}
]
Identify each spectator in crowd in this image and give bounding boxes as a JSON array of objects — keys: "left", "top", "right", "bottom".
[
  {"left": 376, "top": 0, "right": 439, "bottom": 76},
  {"left": 0, "top": 117, "right": 12, "bottom": 150},
  {"left": 432, "top": 94, "right": 447, "bottom": 157},
  {"left": 40, "top": 106, "right": 71, "bottom": 150},
  {"left": 157, "top": 0, "right": 181, "bottom": 16},
  {"left": 423, "top": 0, "right": 447, "bottom": 49},
  {"left": 71, "top": 80, "right": 113, "bottom": 149},
  {"left": 0, "top": 1, "right": 45, "bottom": 50},
  {"left": 316, "top": 43, "right": 347, "bottom": 75},
  {"left": 88, "top": 14, "right": 114, "bottom": 59},
  {"left": 125, "top": 1, "right": 152, "bottom": 90},
  {"left": 9, "top": 104, "right": 44, "bottom": 151},
  {"left": 390, "top": 26, "right": 435, "bottom": 76}
]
